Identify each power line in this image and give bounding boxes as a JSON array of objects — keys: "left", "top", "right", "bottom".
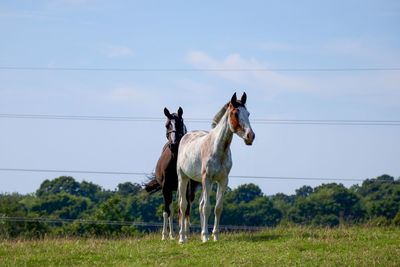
[
  {"left": 229, "top": 175, "right": 364, "bottom": 182},
  {"left": 0, "top": 167, "right": 365, "bottom": 182},
  {"left": 0, "top": 216, "right": 266, "bottom": 231},
  {"left": 0, "top": 217, "right": 145, "bottom": 226},
  {"left": 1, "top": 66, "right": 400, "bottom": 72},
  {"left": 254, "top": 119, "right": 400, "bottom": 126},
  {"left": 1, "top": 113, "right": 400, "bottom": 126},
  {"left": 0, "top": 168, "right": 147, "bottom": 176}
]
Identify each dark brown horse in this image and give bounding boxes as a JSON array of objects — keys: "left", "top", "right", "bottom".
[{"left": 145, "top": 107, "right": 199, "bottom": 240}]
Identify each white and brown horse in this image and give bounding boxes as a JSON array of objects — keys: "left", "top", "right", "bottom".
[{"left": 177, "top": 92, "right": 255, "bottom": 243}]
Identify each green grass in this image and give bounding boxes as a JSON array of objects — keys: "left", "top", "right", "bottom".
[{"left": 1, "top": 227, "right": 399, "bottom": 266}]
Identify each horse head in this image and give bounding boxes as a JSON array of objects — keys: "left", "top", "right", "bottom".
[
  {"left": 228, "top": 92, "right": 255, "bottom": 145},
  {"left": 164, "top": 107, "right": 187, "bottom": 152}
]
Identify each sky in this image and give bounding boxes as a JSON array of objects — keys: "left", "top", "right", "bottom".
[{"left": 0, "top": 0, "right": 399, "bottom": 195}]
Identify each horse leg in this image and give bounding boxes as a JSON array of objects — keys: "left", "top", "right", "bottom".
[
  {"left": 212, "top": 178, "right": 228, "bottom": 241},
  {"left": 162, "top": 189, "right": 172, "bottom": 240},
  {"left": 184, "top": 182, "right": 191, "bottom": 237},
  {"left": 198, "top": 193, "right": 204, "bottom": 236},
  {"left": 185, "top": 181, "right": 198, "bottom": 237},
  {"left": 162, "top": 213, "right": 168, "bottom": 240},
  {"left": 168, "top": 201, "right": 174, "bottom": 239},
  {"left": 178, "top": 174, "right": 189, "bottom": 244},
  {"left": 201, "top": 178, "right": 212, "bottom": 243}
]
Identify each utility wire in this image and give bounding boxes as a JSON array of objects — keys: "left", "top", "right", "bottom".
[
  {"left": 0, "top": 167, "right": 365, "bottom": 182},
  {"left": 229, "top": 175, "right": 364, "bottom": 182},
  {"left": 1, "top": 113, "right": 400, "bottom": 126},
  {"left": 0, "top": 216, "right": 266, "bottom": 231},
  {"left": 1, "top": 66, "right": 400, "bottom": 72},
  {"left": 0, "top": 168, "right": 147, "bottom": 176}
]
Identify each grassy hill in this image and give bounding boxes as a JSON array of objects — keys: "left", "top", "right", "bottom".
[{"left": 1, "top": 226, "right": 399, "bottom": 266}]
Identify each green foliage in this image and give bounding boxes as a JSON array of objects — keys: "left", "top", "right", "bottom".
[
  {"left": 367, "top": 216, "right": 390, "bottom": 227},
  {"left": 116, "top": 182, "right": 142, "bottom": 196},
  {"left": 270, "top": 193, "right": 295, "bottom": 222},
  {"left": 295, "top": 185, "right": 313, "bottom": 198},
  {"left": 0, "top": 174, "right": 399, "bottom": 238},
  {"left": 0, "top": 194, "right": 48, "bottom": 238},
  {"left": 32, "top": 193, "right": 92, "bottom": 219},
  {"left": 223, "top": 184, "right": 281, "bottom": 226},
  {"left": 227, "top": 183, "right": 263, "bottom": 204},
  {"left": 36, "top": 176, "right": 111, "bottom": 202},
  {"left": 79, "top": 181, "right": 106, "bottom": 202},
  {"left": 312, "top": 214, "right": 339, "bottom": 227},
  {"left": 354, "top": 175, "right": 400, "bottom": 220},
  {"left": 393, "top": 211, "right": 400, "bottom": 226},
  {"left": 287, "top": 183, "right": 363, "bottom": 226},
  {"left": 36, "top": 176, "right": 80, "bottom": 197}
]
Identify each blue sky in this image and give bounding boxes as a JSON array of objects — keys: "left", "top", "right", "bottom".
[{"left": 0, "top": 0, "right": 399, "bottom": 195}]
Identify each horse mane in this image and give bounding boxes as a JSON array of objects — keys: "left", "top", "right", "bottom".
[{"left": 211, "top": 102, "right": 229, "bottom": 128}]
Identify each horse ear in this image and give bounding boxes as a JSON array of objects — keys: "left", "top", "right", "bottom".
[
  {"left": 241, "top": 92, "right": 247, "bottom": 105},
  {"left": 178, "top": 107, "right": 183, "bottom": 118},
  {"left": 164, "top": 107, "right": 172, "bottom": 119},
  {"left": 230, "top": 92, "right": 239, "bottom": 108}
]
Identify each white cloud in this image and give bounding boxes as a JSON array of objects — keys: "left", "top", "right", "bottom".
[
  {"left": 185, "top": 50, "right": 400, "bottom": 108},
  {"left": 186, "top": 50, "right": 313, "bottom": 98}
]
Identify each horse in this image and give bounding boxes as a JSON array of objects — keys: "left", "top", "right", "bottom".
[
  {"left": 144, "top": 107, "right": 199, "bottom": 240},
  {"left": 176, "top": 92, "right": 255, "bottom": 243}
]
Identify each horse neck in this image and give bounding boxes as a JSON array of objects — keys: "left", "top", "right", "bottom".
[{"left": 209, "top": 110, "right": 233, "bottom": 156}]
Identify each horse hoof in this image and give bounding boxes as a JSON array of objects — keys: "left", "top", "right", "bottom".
[
  {"left": 201, "top": 235, "right": 209, "bottom": 243},
  {"left": 169, "top": 235, "right": 175, "bottom": 240},
  {"left": 162, "top": 235, "right": 167, "bottom": 241},
  {"left": 178, "top": 238, "right": 186, "bottom": 244},
  {"left": 213, "top": 235, "right": 219, "bottom": 241}
]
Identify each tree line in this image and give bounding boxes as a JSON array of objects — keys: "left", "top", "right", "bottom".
[{"left": 0, "top": 174, "right": 399, "bottom": 238}]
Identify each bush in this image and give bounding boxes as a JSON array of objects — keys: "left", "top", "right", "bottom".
[
  {"left": 312, "top": 214, "right": 339, "bottom": 227},
  {"left": 367, "top": 216, "right": 390, "bottom": 227},
  {"left": 392, "top": 212, "right": 400, "bottom": 226}
]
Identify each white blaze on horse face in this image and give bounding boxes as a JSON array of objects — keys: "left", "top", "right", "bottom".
[
  {"left": 169, "top": 119, "right": 177, "bottom": 145},
  {"left": 234, "top": 106, "right": 255, "bottom": 146}
]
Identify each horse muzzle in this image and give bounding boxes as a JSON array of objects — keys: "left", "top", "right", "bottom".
[{"left": 244, "top": 130, "right": 255, "bottom": 146}]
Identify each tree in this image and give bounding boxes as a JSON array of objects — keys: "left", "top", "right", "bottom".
[
  {"left": 225, "top": 183, "right": 263, "bottom": 204},
  {"left": 117, "top": 182, "right": 142, "bottom": 196},
  {"left": 354, "top": 175, "right": 400, "bottom": 220},
  {"left": 289, "top": 183, "right": 363, "bottom": 226},
  {"left": 270, "top": 193, "right": 295, "bottom": 222},
  {"left": 223, "top": 196, "right": 282, "bottom": 227},
  {"left": 0, "top": 193, "right": 47, "bottom": 238},
  {"left": 36, "top": 176, "right": 80, "bottom": 197},
  {"left": 79, "top": 180, "right": 103, "bottom": 202},
  {"left": 295, "top": 185, "right": 313, "bottom": 198},
  {"left": 222, "top": 184, "right": 282, "bottom": 227},
  {"left": 32, "top": 193, "right": 92, "bottom": 220}
]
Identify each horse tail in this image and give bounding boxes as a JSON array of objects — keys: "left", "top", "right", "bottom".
[{"left": 143, "top": 173, "right": 162, "bottom": 194}]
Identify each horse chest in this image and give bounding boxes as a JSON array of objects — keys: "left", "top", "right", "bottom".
[{"left": 203, "top": 151, "right": 232, "bottom": 179}]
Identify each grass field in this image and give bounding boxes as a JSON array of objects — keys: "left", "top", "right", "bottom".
[{"left": 0, "top": 227, "right": 399, "bottom": 266}]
